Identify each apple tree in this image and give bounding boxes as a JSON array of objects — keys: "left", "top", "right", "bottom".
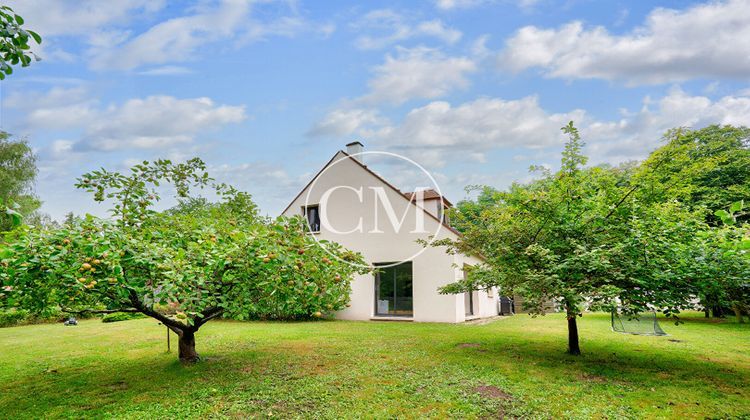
[
  {"left": 438, "top": 123, "right": 702, "bottom": 355},
  {"left": 0, "top": 158, "right": 367, "bottom": 362}
]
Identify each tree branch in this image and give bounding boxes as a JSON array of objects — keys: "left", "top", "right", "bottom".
[
  {"left": 193, "top": 307, "right": 224, "bottom": 329},
  {"left": 127, "top": 289, "right": 188, "bottom": 331}
]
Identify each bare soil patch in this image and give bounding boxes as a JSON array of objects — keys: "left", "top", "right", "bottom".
[{"left": 473, "top": 385, "right": 513, "bottom": 400}]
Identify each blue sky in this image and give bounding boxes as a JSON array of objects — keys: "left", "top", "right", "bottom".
[{"left": 2, "top": 0, "right": 750, "bottom": 219}]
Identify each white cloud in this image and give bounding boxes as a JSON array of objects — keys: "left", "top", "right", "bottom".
[
  {"left": 5, "top": 0, "right": 164, "bottom": 36},
  {"left": 4, "top": 0, "right": 165, "bottom": 64},
  {"left": 499, "top": 0, "right": 750, "bottom": 84},
  {"left": 89, "top": 0, "right": 333, "bottom": 71},
  {"left": 583, "top": 88, "right": 750, "bottom": 163},
  {"left": 90, "top": 0, "right": 251, "bottom": 70},
  {"left": 10, "top": 0, "right": 323, "bottom": 71},
  {"left": 470, "top": 34, "right": 491, "bottom": 59},
  {"left": 435, "top": 0, "right": 485, "bottom": 10},
  {"left": 6, "top": 87, "right": 98, "bottom": 129},
  {"left": 312, "top": 88, "right": 750, "bottom": 168},
  {"left": 308, "top": 108, "right": 384, "bottom": 137},
  {"left": 373, "top": 96, "right": 582, "bottom": 166},
  {"left": 210, "top": 161, "right": 299, "bottom": 215},
  {"left": 311, "top": 47, "right": 477, "bottom": 134},
  {"left": 8, "top": 87, "right": 246, "bottom": 152},
  {"left": 435, "top": 0, "right": 539, "bottom": 11},
  {"left": 352, "top": 9, "right": 461, "bottom": 50},
  {"left": 138, "top": 66, "right": 194, "bottom": 76},
  {"left": 81, "top": 96, "right": 246, "bottom": 151},
  {"left": 6, "top": 86, "right": 89, "bottom": 109},
  {"left": 361, "top": 47, "right": 476, "bottom": 105}
]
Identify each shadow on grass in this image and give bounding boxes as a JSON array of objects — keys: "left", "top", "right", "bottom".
[{"left": 443, "top": 316, "right": 749, "bottom": 391}]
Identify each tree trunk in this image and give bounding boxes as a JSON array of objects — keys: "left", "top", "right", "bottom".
[
  {"left": 733, "top": 306, "right": 745, "bottom": 324},
  {"left": 178, "top": 330, "right": 199, "bottom": 363},
  {"left": 566, "top": 313, "right": 581, "bottom": 355}
]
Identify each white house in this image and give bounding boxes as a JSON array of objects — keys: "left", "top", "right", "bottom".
[{"left": 282, "top": 142, "right": 498, "bottom": 323}]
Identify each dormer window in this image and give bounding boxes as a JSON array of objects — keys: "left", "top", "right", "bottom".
[{"left": 303, "top": 205, "right": 320, "bottom": 232}]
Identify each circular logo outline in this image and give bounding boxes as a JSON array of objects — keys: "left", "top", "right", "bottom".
[{"left": 303, "top": 150, "right": 445, "bottom": 269}]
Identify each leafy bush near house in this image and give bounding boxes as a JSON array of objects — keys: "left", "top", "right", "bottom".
[
  {"left": 101, "top": 312, "right": 146, "bottom": 323},
  {"left": 237, "top": 250, "right": 362, "bottom": 321}
]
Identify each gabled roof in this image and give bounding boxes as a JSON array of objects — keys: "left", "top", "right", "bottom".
[{"left": 281, "top": 150, "right": 462, "bottom": 237}]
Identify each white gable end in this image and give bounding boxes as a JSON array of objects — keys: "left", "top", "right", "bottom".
[{"left": 281, "top": 149, "right": 494, "bottom": 323}]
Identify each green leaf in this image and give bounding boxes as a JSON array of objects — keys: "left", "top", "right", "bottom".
[
  {"left": 730, "top": 201, "right": 744, "bottom": 213},
  {"left": 28, "top": 30, "right": 41, "bottom": 44},
  {"left": 0, "top": 247, "right": 13, "bottom": 259},
  {"left": 14, "top": 14, "right": 23, "bottom": 24},
  {"left": 5, "top": 207, "right": 22, "bottom": 227},
  {"left": 714, "top": 209, "right": 733, "bottom": 225}
]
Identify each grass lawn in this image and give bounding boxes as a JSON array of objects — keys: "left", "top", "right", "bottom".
[{"left": 0, "top": 312, "right": 748, "bottom": 419}]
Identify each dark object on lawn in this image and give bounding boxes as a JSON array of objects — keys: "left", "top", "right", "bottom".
[
  {"left": 63, "top": 317, "right": 78, "bottom": 326},
  {"left": 498, "top": 296, "right": 514, "bottom": 315},
  {"left": 611, "top": 310, "right": 667, "bottom": 336}
]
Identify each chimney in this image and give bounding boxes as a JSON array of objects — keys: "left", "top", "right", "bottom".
[{"left": 346, "top": 141, "right": 364, "bottom": 164}]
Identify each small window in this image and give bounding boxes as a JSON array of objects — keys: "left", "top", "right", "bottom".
[{"left": 303, "top": 205, "right": 321, "bottom": 232}]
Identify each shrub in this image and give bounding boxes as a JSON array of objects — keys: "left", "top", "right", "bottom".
[
  {"left": 101, "top": 312, "right": 146, "bottom": 323},
  {"left": 0, "top": 307, "right": 63, "bottom": 328},
  {"left": 0, "top": 309, "right": 30, "bottom": 327}
]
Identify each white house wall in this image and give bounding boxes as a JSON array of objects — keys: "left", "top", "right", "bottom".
[
  {"left": 282, "top": 151, "right": 496, "bottom": 323},
  {"left": 453, "top": 253, "right": 497, "bottom": 320}
]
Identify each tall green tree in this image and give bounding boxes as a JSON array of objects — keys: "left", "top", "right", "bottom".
[
  {"left": 439, "top": 123, "right": 701, "bottom": 355},
  {"left": 450, "top": 185, "right": 502, "bottom": 233},
  {"left": 0, "top": 132, "right": 39, "bottom": 231},
  {"left": 705, "top": 201, "right": 750, "bottom": 323},
  {"left": 637, "top": 125, "right": 750, "bottom": 223},
  {"left": 637, "top": 125, "right": 750, "bottom": 317},
  {"left": 0, "top": 159, "right": 367, "bottom": 362}
]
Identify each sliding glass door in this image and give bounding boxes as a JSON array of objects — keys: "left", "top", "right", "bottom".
[{"left": 374, "top": 262, "right": 413, "bottom": 317}]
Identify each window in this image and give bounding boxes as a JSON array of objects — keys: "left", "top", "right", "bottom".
[
  {"left": 303, "top": 205, "right": 320, "bottom": 232},
  {"left": 374, "top": 262, "right": 413, "bottom": 317}
]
